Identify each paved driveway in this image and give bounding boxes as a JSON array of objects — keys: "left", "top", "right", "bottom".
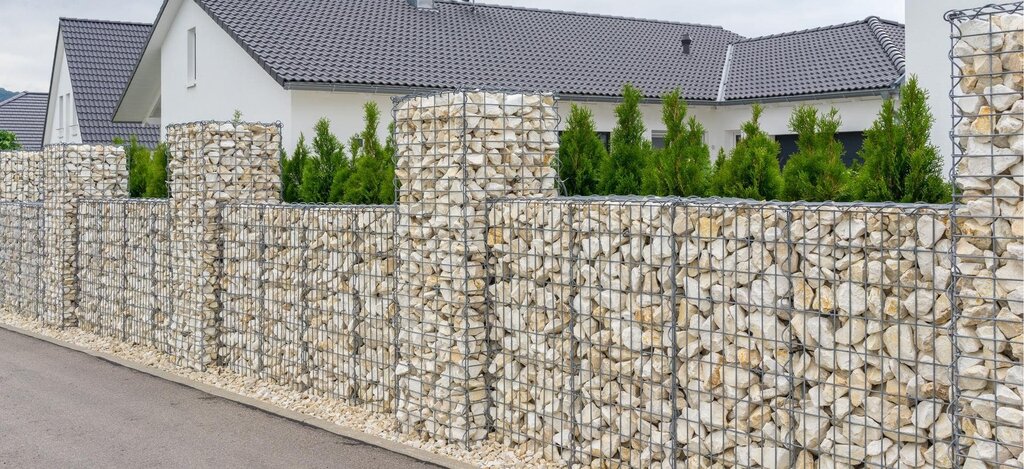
[{"left": 0, "top": 327, "right": 438, "bottom": 468}]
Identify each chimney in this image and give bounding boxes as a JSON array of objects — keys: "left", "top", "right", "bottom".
[
  {"left": 681, "top": 33, "right": 692, "bottom": 54},
  {"left": 408, "top": 0, "right": 435, "bottom": 8}
]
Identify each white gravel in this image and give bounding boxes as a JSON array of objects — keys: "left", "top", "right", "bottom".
[{"left": 0, "top": 310, "right": 563, "bottom": 469}]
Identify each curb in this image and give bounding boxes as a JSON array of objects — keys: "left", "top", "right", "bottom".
[{"left": 0, "top": 322, "right": 478, "bottom": 469}]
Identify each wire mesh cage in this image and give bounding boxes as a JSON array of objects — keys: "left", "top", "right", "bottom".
[
  {"left": 0, "top": 201, "right": 45, "bottom": 320},
  {"left": 123, "top": 199, "right": 173, "bottom": 350},
  {"left": 0, "top": 150, "right": 45, "bottom": 202},
  {"left": 949, "top": 4, "right": 1024, "bottom": 469},
  {"left": 393, "top": 90, "right": 560, "bottom": 444},
  {"left": 76, "top": 199, "right": 128, "bottom": 337}
]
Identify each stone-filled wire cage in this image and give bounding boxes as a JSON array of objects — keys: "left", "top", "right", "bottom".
[
  {"left": 487, "top": 197, "right": 958, "bottom": 468},
  {"left": 393, "top": 90, "right": 560, "bottom": 443},
  {"left": 948, "top": 4, "right": 1024, "bottom": 469},
  {"left": 0, "top": 201, "right": 45, "bottom": 320}
]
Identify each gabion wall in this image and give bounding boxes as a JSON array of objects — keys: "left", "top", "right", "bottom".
[
  {"left": 488, "top": 198, "right": 956, "bottom": 467},
  {"left": 41, "top": 145, "right": 128, "bottom": 327},
  {"left": 394, "top": 91, "right": 560, "bottom": 442},
  {"left": 221, "top": 203, "right": 396, "bottom": 409},
  {"left": 165, "top": 122, "right": 282, "bottom": 369},
  {"left": 0, "top": 202, "right": 44, "bottom": 319},
  {"left": 0, "top": 150, "right": 44, "bottom": 202},
  {"left": 950, "top": 6, "right": 1024, "bottom": 469}
]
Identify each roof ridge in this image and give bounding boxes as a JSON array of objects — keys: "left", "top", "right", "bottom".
[
  {"left": 59, "top": 17, "right": 153, "bottom": 27},
  {"left": 0, "top": 92, "right": 27, "bottom": 107},
  {"left": 866, "top": 16, "right": 906, "bottom": 75},
  {"left": 731, "top": 16, "right": 903, "bottom": 44},
  {"left": 436, "top": 0, "right": 731, "bottom": 30}
]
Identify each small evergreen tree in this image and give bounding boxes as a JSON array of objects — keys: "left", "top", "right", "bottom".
[
  {"left": 709, "top": 104, "right": 783, "bottom": 200},
  {"left": 599, "top": 84, "right": 651, "bottom": 195},
  {"left": 0, "top": 130, "right": 20, "bottom": 150},
  {"left": 781, "top": 106, "right": 850, "bottom": 202},
  {"left": 145, "top": 144, "right": 169, "bottom": 198},
  {"left": 850, "top": 76, "right": 950, "bottom": 203},
  {"left": 281, "top": 135, "right": 310, "bottom": 202},
  {"left": 338, "top": 103, "right": 395, "bottom": 204},
  {"left": 299, "top": 118, "right": 348, "bottom": 203},
  {"left": 119, "top": 136, "right": 151, "bottom": 198},
  {"left": 643, "top": 89, "right": 711, "bottom": 196},
  {"left": 558, "top": 104, "right": 605, "bottom": 196}
]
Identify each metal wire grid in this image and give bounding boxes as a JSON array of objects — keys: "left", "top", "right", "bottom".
[
  {"left": 0, "top": 202, "right": 45, "bottom": 319},
  {"left": 42, "top": 145, "right": 79, "bottom": 328},
  {"left": 165, "top": 121, "right": 283, "bottom": 370},
  {"left": 393, "top": 90, "right": 560, "bottom": 443},
  {"left": 948, "top": 4, "right": 1024, "bottom": 469},
  {"left": 0, "top": 150, "right": 45, "bottom": 202},
  {"left": 76, "top": 200, "right": 128, "bottom": 337},
  {"left": 487, "top": 197, "right": 958, "bottom": 468},
  {"left": 122, "top": 199, "right": 173, "bottom": 350}
]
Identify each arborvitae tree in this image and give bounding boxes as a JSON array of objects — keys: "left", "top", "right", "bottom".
[
  {"left": 281, "top": 135, "right": 310, "bottom": 202},
  {"left": 709, "top": 104, "right": 783, "bottom": 200},
  {"left": 781, "top": 106, "right": 850, "bottom": 202},
  {"left": 0, "top": 130, "right": 20, "bottom": 150},
  {"left": 643, "top": 89, "right": 711, "bottom": 196},
  {"left": 599, "top": 83, "right": 651, "bottom": 195},
  {"left": 851, "top": 76, "right": 950, "bottom": 203},
  {"left": 299, "top": 118, "right": 347, "bottom": 203},
  {"left": 558, "top": 104, "right": 605, "bottom": 196},
  {"left": 145, "top": 144, "right": 169, "bottom": 198},
  {"left": 118, "top": 136, "right": 150, "bottom": 198},
  {"left": 338, "top": 103, "right": 395, "bottom": 204}
]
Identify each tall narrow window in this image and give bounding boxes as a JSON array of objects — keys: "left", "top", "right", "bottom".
[
  {"left": 57, "top": 95, "right": 64, "bottom": 135},
  {"left": 186, "top": 27, "right": 197, "bottom": 87},
  {"left": 65, "top": 93, "right": 73, "bottom": 135}
]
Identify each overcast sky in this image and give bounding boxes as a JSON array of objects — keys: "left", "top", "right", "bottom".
[{"left": 0, "top": 0, "right": 905, "bottom": 92}]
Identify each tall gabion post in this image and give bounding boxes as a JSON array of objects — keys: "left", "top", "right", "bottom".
[
  {"left": 949, "top": 5, "right": 1024, "bottom": 469},
  {"left": 41, "top": 144, "right": 128, "bottom": 327},
  {"left": 393, "top": 91, "right": 559, "bottom": 443},
  {"left": 0, "top": 150, "right": 45, "bottom": 202},
  {"left": 165, "top": 121, "right": 282, "bottom": 370}
]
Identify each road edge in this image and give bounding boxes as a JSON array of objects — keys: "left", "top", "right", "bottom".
[{"left": 0, "top": 322, "right": 477, "bottom": 469}]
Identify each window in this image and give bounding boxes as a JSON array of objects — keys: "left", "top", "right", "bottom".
[
  {"left": 556, "top": 131, "right": 611, "bottom": 151},
  {"left": 65, "top": 93, "right": 73, "bottom": 136},
  {"left": 774, "top": 131, "right": 866, "bottom": 167},
  {"left": 186, "top": 28, "right": 197, "bottom": 87},
  {"left": 652, "top": 131, "right": 667, "bottom": 150},
  {"left": 57, "top": 95, "right": 64, "bottom": 133}
]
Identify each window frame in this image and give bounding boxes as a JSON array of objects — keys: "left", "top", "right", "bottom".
[{"left": 186, "top": 27, "right": 197, "bottom": 88}]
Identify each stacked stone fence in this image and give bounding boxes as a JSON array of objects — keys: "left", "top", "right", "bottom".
[{"left": 0, "top": 5, "right": 1018, "bottom": 467}]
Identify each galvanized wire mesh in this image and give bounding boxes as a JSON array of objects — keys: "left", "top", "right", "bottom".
[
  {"left": 0, "top": 150, "right": 45, "bottom": 202},
  {"left": 949, "top": 4, "right": 1024, "bottom": 469},
  {"left": 77, "top": 200, "right": 128, "bottom": 336},
  {"left": 0, "top": 201, "right": 45, "bottom": 319},
  {"left": 123, "top": 199, "right": 173, "bottom": 350},
  {"left": 488, "top": 197, "right": 957, "bottom": 468}
]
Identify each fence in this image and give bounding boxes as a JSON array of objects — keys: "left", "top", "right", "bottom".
[{"left": 0, "top": 4, "right": 1020, "bottom": 468}]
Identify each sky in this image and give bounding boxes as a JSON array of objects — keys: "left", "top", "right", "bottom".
[{"left": 0, "top": 0, "right": 905, "bottom": 93}]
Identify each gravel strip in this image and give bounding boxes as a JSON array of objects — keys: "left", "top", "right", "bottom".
[{"left": 0, "top": 310, "right": 562, "bottom": 469}]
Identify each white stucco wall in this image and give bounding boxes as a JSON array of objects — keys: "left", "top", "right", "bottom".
[
  {"left": 44, "top": 42, "right": 82, "bottom": 145},
  {"left": 287, "top": 91, "right": 395, "bottom": 154},
  {"left": 160, "top": 0, "right": 290, "bottom": 133},
  {"left": 906, "top": 0, "right": 980, "bottom": 177},
  {"left": 562, "top": 96, "right": 886, "bottom": 158}
]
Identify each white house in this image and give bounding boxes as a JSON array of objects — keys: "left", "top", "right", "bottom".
[
  {"left": 44, "top": 18, "right": 159, "bottom": 147},
  {"left": 114, "top": 0, "right": 907, "bottom": 165}
]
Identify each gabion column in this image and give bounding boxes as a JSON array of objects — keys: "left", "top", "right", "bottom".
[
  {"left": 393, "top": 91, "right": 559, "bottom": 443},
  {"left": 41, "top": 144, "right": 128, "bottom": 327},
  {"left": 0, "top": 150, "right": 45, "bottom": 202},
  {"left": 165, "top": 121, "right": 282, "bottom": 370},
  {"left": 949, "top": 6, "right": 1023, "bottom": 469}
]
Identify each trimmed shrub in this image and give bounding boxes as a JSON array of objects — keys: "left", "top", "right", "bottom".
[
  {"left": 710, "top": 104, "right": 783, "bottom": 200},
  {"left": 643, "top": 89, "right": 711, "bottom": 196},
  {"left": 781, "top": 106, "right": 850, "bottom": 201},
  {"left": 599, "top": 83, "right": 652, "bottom": 195},
  {"left": 558, "top": 104, "right": 605, "bottom": 196}
]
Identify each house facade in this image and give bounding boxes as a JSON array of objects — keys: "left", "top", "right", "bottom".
[
  {"left": 44, "top": 19, "right": 159, "bottom": 147},
  {"left": 115, "top": 0, "right": 907, "bottom": 164}
]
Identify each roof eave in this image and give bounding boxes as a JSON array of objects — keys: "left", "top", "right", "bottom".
[
  {"left": 717, "top": 86, "right": 897, "bottom": 106},
  {"left": 113, "top": 0, "right": 176, "bottom": 123}
]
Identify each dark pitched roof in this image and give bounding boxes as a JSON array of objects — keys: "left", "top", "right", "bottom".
[
  {"left": 60, "top": 18, "right": 160, "bottom": 146},
  {"left": 0, "top": 92, "right": 48, "bottom": 151},
  {"left": 194, "top": 0, "right": 744, "bottom": 100},
  {"left": 720, "top": 17, "right": 905, "bottom": 101}
]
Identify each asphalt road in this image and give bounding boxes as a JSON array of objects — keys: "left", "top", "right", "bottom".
[{"left": 0, "top": 328, "right": 438, "bottom": 468}]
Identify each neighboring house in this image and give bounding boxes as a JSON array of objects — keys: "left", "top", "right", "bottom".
[
  {"left": 114, "top": 0, "right": 905, "bottom": 163},
  {"left": 905, "top": 0, "right": 986, "bottom": 176},
  {"left": 0, "top": 92, "right": 48, "bottom": 150},
  {"left": 44, "top": 18, "right": 160, "bottom": 147}
]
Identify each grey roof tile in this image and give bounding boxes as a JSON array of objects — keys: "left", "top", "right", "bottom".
[
  {"left": 61, "top": 18, "right": 160, "bottom": 147},
  {"left": 722, "top": 17, "right": 905, "bottom": 100},
  {"left": 0, "top": 92, "right": 48, "bottom": 151},
  {"left": 195, "top": 0, "right": 744, "bottom": 100}
]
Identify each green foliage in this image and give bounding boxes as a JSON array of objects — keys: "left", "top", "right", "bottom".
[
  {"left": 145, "top": 144, "right": 169, "bottom": 198},
  {"left": 850, "top": 76, "right": 950, "bottom": 203},
  {"left": 643, "top": 89, "right": 711, "bottom": 196},
  {"left": 298, "top": 118, "right": 349, "bottom": 203},
  {"left": 557, "top": 104, "right": 605, "bottom": 195},
  {"left": 232, "top": 109, "right": 243, "bottom": 125},
  {"left": 281, "top": 135, "right": 310, "bottom": 202},
  {"left": 116, "top": 135, "right": 167, "bottom": 198},
  {"left": 781, "top": 106, "right": 850, "bottom": 202},
  {"left": 599, "top": 83, "right": 652, "bottom": 195},
  {"left": 337, "top": 103, "right": 395, "bottom": 204},
  {"left": 710, "top": 104, "right": 783, "bottom": 200},
  {"left": 0, "top": 129, "right": 20, "bottom": 150}
]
